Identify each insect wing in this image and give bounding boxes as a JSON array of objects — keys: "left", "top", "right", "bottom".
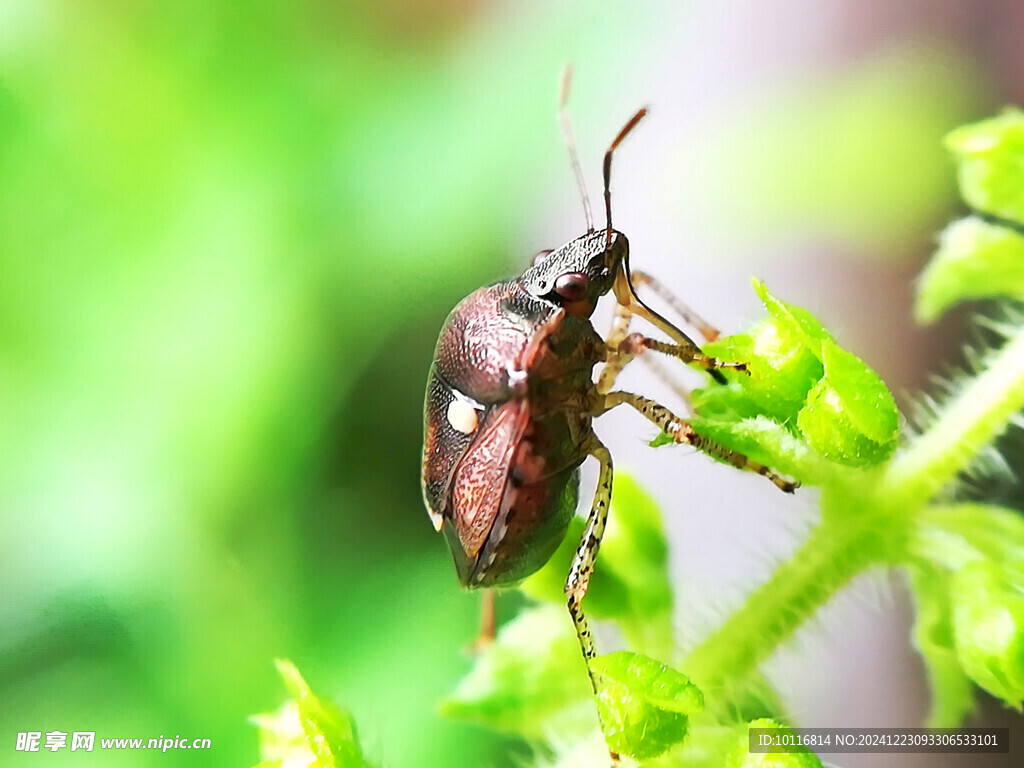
[
  {"left": 422, "top": 283, "right": 558, "bottom": 528},
  {"left": 443, "top": 399, "right": 530, "bottom": 583}
]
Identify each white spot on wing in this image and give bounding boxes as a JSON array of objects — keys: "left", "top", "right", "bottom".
[
  {"left": 446, "top": 387, "right": 485, "bottom": 435},
  {"left": 447, "top": 397, "right": 479, "bottom": 435}
]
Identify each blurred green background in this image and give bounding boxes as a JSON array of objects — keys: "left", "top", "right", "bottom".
[{"left": 1, "top": 1, "right": 1020, "bottom": 766}]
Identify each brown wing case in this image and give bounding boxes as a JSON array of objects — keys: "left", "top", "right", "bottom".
[{"left": 421, "top": 281, "right": 560, "bottom": 527}]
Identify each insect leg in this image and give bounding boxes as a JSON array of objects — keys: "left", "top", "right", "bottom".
[
  {"left": 612, "top": 268, "right": 714, "bottom": 365},
  {"left": 599, "top": 303, "right": 709, "bottom": 406},
  {"left": 602, "top": 391, "right": 799, "bottom": 493},
  {"left": 476, "top": 589, "right": 497, "bottom": 650},
  {"left": 565, "top": 437, "right": 622, "bottom": 764},
  {"left": 609, "top": 272, "right": 747, "bottom": 382},
  {"left": 635, "top": 351, "right": 698, "bottom": 411},
  {"left": 599, "top": 302, "right": 742, "bottom": 397},
  {"left": 630, "top": 270, "right": 722, "bottom": 342},
  {"left": 596, "top": 301, "right": 636, "bottom": 393},
  {"left": 566, "top": 438, "right": 613, "bottom": 664},
  {"left": 633, "top": 335, "right": 748, "bottom": 373},
  {"left": 607, "top": 331, "right": 747, "bottom": 383}
]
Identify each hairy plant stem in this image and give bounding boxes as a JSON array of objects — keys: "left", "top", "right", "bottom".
[
  {"left": 681, "top": 494, "right": 892, "bottom": 695},
  {"left": 682, "top": 323, "right": 1024, "bottom": 703},
  {"left": 883, "top": 323, "right": 1024, "bottom": 508}
]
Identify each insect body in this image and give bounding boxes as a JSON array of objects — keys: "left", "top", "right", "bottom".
[
  {"left": 423, "top": 231, "right": 616, "bottom": 587},
  {"left": 421, "top": 78, "right": 795, "bottom": 750}
]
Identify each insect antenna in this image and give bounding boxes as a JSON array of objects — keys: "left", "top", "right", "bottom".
[
  {"left": 558, "top": 65, "right": 594, "bottom": 233},
  {"left": 602, "top": 106, "right": 647, "bottom": 250},
  {"left": 602, "top": 107, "right": 720, "bottom": 379}
]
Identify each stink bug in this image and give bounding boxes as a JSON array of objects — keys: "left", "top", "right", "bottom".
[{"left": 421, "top": 70, "right": 796, "bottom": 750}]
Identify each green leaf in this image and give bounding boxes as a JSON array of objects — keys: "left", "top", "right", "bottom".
[
  {"left": 946, "top": 108, "right": 1024, "bottom": 224},
  {"left": 439, "top": 605, "right": 595, "bottom": 740},
  {"left": 951, "top": 560, "right": 1024, "bottom": 709},
  {"left": 650, "top": 431, "right": 675, "bottom": 447},
  {"left": 702, "top": 326, "right": 822, "bottom": 424},
  {"left": 754, "top": 279, "right": 834, "bottom": 345},
  {"left": 761, "top": 282, "right": 899, "bottom": 465},
  {"left": 692, "top": 280, "right": 898, "bottom": 475},
  {"left": 251, "top": 659, "right": 375, "bottom": 768},
  {"left": 725, "top": 718, "right": 823, "bottom": 768},
  {"left": 590, "top": 651, "right": 703, "bottom": 760},
  {"left": 906, "top": 563, "right": 975, "bottom": 726},
  {"left": 908, "top": 504, "right": 1024, "bottom": 720},
  {"left": 796, "top": 341, "right": 899, "bottom": 466},
  {"left": 916, "top": 216, "right": 1024, "bottom": 323},
  {"left": 685, "top": 415, "right": 821, "bottom": 485},
  {"left": 915, "top": 504, "right": 1024, "bottom": 571}
]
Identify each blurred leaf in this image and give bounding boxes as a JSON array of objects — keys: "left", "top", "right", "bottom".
[
  {"left": 908, "top": 504, "right": 1024, "bottom": 722},
  {"left": 542, "top": 734, "right": 620, "bottom": 768},
  {"left": 595, "top": 475, "right": 674, "bottom": 658},
  {"left": 642, "top": 722, "right": 740, "bottom": 768},
  {"left": 914, "top": 504, "right": 1024, "bottom": 570},
  {"left": 518, "top": 515, "right": 632, "bottom": 619},
  {"left": 907, "top": 563, "right": 975, "bottom": 727},
  {"left": 726, "top": 718, "right": 823, "bottom": 768},
  {"left": 252, "top": 660, "right": 376, "bottom": 768},
  {"left": 713, "top": 672, "right": 789, "bottom": 726},
  {"left": 916, "top": 216, "right": 1024, "bottom": 323},
  {"left": 951, "top": 561, "right": 1024, "bottom": 709},
  {"left": 946, "top": 108, "right": 1024, "bottom": 224},
  {"left": 440, "top": 605, "right": 595, "bottom": 740},
  {"left": 252, "top": 701, "right": 317, "bottom": 768},
  {"left": 591, "top": 651, "right": 703, "bottom": 760}
]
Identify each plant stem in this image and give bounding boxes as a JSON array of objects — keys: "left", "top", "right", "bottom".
[
  {"left": 682, "top": 501, "right": 889, "bottom": 694},
  {"left": 883, "top": 324, "right": 1024, "bottom": 508},
  {"left": 683, "top": 323, "right": 1024, "bottom": 701}
]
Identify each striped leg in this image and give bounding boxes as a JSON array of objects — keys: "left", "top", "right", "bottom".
[
  {"left": 599, "top": 314, "right": 746, "bottom": 395},
  {"left": 602, "top": 391, "right": 798, "bottom": 493},
  {"left": 621, "top": 333, "right": 747, "bottom": 374},
  {"left": 565, "top": 439, "right": 620, "bottom": 763},
  {"left": 611, "top": 267, "right": 722, "bottom": 368},
  {"left": 567, "top": 440, "right": 614, "bottom": 663}
]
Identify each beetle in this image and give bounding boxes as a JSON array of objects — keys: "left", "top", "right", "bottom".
[{"left": 421, "top": 73, "right": 796, "bottom": 746}]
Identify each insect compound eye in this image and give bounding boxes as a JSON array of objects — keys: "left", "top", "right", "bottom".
[
  {"left": 553, "top": 272, "right": 589, "bottom": 302},
  {"left": 531, "top": 249, "right": 554, "bottom": 267}
]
